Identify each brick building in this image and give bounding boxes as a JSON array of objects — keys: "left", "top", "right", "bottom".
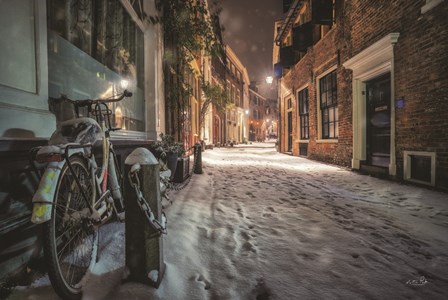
[
  {"left": 225, "top": 46, "right": 250, "bottom": 144},
  {"left": 275, "top": 0, "right": 448, "bottom": 190},
  {"left": 249, "top": 88, "right": 267, "bottom": 142}
]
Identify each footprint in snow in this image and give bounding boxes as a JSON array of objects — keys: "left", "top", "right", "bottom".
[
  {"left": 196, "top": 274, "right": 211, "bottom": 290},
  {"left": 253, "top": 278, "right": 271, "bottom": 300}
]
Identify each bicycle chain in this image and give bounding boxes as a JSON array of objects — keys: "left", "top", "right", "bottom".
[{"left": 128, "top": 165, "right": 167, "bottom": 235}]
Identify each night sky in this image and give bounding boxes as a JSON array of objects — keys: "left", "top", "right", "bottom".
[{"left": 220, "top": 0, "right": 284, "bottom": 83}]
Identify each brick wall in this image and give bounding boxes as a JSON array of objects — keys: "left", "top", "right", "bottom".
[
  {"left": 280, "top": 0, "right": 353, "bottom": 167},
  {"left": 394, "top": 1, "right": 448, "bottom": 189},
  {"left": 349, "top": 0, "right": 448, "bottom": 189},
  {"left": 278, "top": 0, "right": 448, "bottom": 189}
]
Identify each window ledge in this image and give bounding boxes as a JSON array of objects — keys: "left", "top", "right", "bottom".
[
  {"left": 421, "top": 0, "right": 445, "bottom": 14},
  {"left": 297, "top": 140, "right": 309, "bottom": 144},
  {"left": 110, "top": 130, "right": 147, "bottom": 140},
  {"left": 316, "top": 139, "right": 338, "bottom": 144}
]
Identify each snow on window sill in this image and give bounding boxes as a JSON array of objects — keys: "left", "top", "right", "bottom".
[{"left": 110, "top": 130, "right": 147, "bottom": 140}]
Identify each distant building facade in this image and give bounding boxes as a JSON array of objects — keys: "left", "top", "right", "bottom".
[
  {"left": 275, "top": 0, "right": 448, "bottom": 190},
  {"left": 265, "top": 98, "right": 279, "bottom": 140},
  {"left": 210, "top": 48, "right": 227, "bottom": 146},
  {"left": 249, "top": 81, "right": 279, "bottom": 142},
  {"left": 249, "top": 89, "right": 267, "bottom": 142},
  {"left": 225, "top": 46, "right": 250, "bottom": 144}
]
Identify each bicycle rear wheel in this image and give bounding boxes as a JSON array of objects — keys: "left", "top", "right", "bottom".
[{"left": 43, "top": 155, "right": 98, "bottom": 300}]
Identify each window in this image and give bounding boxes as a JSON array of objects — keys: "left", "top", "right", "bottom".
[
  {"left": 0, "top": 1, "right": 36, "bottom": 93},
  {"left": 287, "top": 98, "right": 292, "bottom": 109},
  {"left": 236, "top": 89, "right": 241, "bottom": 106},
  {"left": 47, "top": 0, "right": 145, "bottom": 132},
  {"left": 320, "top": 71, "right": 338, "bottom": 139},
  {"left": 298, "top": 88, "right": 309, "bottom": 139},
  {"left": 403, "top": 151, "right": 436, "bottom": 186},
  {"left": 312, "top": 0, "right": 336, "bottom": 41}
]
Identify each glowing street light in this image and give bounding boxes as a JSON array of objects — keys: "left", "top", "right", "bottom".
[
  {"left": 120, "top": 79, "right": 129, "bottom": 89},
  {"left": 265, "top": 76, "right": 273, "bottom": 84}
]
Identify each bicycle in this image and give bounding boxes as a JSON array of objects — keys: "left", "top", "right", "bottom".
[{"left": 29, "top": 90, "right": 132, "bottom": 299}]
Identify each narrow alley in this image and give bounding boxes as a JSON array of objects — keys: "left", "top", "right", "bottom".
[{"left": 8, "top": 143, "right": 448, "bottom": 299}]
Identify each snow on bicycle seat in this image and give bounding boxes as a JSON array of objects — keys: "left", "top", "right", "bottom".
[{"left": 49, "top": 117, "right": 104, "bottom": 145}]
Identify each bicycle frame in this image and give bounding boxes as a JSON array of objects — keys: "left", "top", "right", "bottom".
[{"left": 31, "top": 93, "right": 129, "bottom": 224}]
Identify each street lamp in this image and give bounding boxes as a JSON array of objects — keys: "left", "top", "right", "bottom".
[{"left": 265, "top": 76, "right": 273, "bottom": 84}]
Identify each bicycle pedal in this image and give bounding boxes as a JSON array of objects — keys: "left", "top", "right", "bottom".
[{"left": 117, "top": 211, "right": 125, "bottom": 222}]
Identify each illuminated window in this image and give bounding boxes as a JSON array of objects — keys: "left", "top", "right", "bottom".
[{"left": 47, "top": 0, "right": 145, "bottom": 132}]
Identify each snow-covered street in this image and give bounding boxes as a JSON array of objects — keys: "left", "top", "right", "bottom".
[{"left": 8, "top": 143, "right": 448, "bottom": 299}]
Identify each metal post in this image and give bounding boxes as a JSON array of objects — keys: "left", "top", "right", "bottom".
[
  {"left": 194, "top": 143, "right": 203, "bottom": 174},
  {"left": 124, "top": 148, "right": 165, "bottom": 288}
]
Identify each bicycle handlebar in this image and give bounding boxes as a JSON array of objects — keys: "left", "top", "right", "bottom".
[{"left": 50, "top": 90, "right": 133, "bottom": 107}]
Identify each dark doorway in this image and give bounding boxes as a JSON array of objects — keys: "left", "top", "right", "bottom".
[
  {"left": 287, "top": 111, "right": 293, "bottom": 152},
  {"left": 366, "top": 73, "right": 391, "bottom": 168}
]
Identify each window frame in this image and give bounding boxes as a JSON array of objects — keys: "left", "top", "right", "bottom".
[
  {"left": 298, "top": 86, "right": 309, "bottom": 140},
  {"left": 316, "top": 66, "right": 338, "bottom": 142},
  {"left": 46, "top": 0, "right": 147, "bottom": 134}
]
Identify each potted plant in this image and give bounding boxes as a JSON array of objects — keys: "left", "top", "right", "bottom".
[{"left": 152, "top": 133, "right": 185, "bottom": 179}]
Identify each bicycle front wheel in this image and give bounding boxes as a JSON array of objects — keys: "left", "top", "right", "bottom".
[{"left": 43, "top": 155, "right": 98, "bottom": 300}]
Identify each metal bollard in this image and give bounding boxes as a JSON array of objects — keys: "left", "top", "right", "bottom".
[
  {"left": 193, "top": 143, "right": 203, "bottom": 174},
  {"left": 124, "top": 148, "right": 166, "bottom": 288}
]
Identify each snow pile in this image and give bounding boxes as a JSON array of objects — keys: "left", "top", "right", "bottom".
[
  {"left": 49, "top": 117, "right": 104, "bottom": 146},
  {"left": 9, "top": 142, "right": 448, "bottom": 299}
]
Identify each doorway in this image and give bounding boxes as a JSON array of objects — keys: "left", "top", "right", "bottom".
[{"left": 365, "top": 73, "right": 391, "bottom": 168}]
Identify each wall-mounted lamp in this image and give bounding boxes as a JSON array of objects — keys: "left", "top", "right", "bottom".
[{"left": 120, "top": 79, "right": 129, "bottom": 89}]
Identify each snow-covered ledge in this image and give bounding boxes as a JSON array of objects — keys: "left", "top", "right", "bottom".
[
  {"left": 110, "top": 130, "right": 147, "bottom": 140},
  {"left": 421, "top": 0, "right": 445, "bottom": 14},
  {"left": 343, "top": 33, "right": 400, "bottom": 176}
]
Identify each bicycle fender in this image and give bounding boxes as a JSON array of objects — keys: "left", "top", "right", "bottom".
[{"left": 31, "top": 161, "right": 64, "bottom": 224}]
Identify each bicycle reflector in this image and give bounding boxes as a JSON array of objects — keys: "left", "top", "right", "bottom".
[
  {"left": 35, "top": 146, "right": 64, "bottom": 163},
  {"left": 36, "top": 152, "right": 64, "bottom": 163}
]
